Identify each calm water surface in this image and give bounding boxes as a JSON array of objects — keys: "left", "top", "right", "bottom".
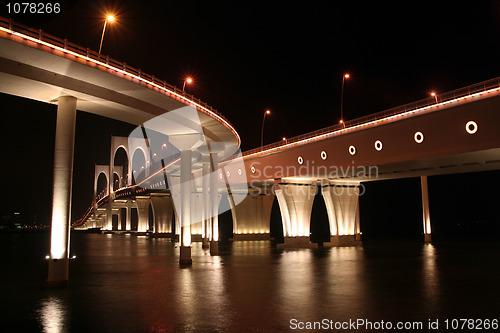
[{"left": 1, "top": 233, "right": 499, "bottom": 332}]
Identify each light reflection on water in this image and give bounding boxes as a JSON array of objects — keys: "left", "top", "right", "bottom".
[
  {"left": 422, "top": 244, "right": 440, "bottom": 314},
  {"left": 38, "top": 296, "right": 67, "bottom": 333},
  {"left": 1, "top": 234, "right": 499, "bottom": 332}
]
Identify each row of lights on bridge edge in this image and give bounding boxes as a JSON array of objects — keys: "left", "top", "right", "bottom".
[
  {"left": 99, "top": 14, "right": 194, "bottom": 92},
  {"left": 261, "top": 73, "right": 443, "bottom": 149}
]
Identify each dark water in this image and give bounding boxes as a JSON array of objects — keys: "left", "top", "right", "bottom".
[{"left": 1, "top": 233, "right": 499, "bottom": 332}]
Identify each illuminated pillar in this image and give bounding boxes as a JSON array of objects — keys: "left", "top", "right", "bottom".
[
  {"left": 209, "top": 153, "right": 220, "bottom": 255},
  {"left": 136, "top": 196, "right": 150, "bottom": 234},
  {"left": 275, "top": 182, "right": 317, "bottom": 248},
  {"left": 322, "top": 182, "right": 361, "bottom": 246},
  {"left": 421, "top": 176, "right": 432, "bottom": 243},
  {"left": 180, "top": 149, "right": 193, "bottom": 264},
  {"left": 106, "top": 162, "right": 113, "bottom": 231},
  {"left": 126, "top": 200, "right": 131, "bottom": 231},
  {"left": 151, "top": 195, "right": 173, "bottom": 234},
  {"left": 202, "top": 162, "right": 210, "bottom": 249},
  {"left": 47, "top": 96, "right": 77, "bottom": 287},
  {"left": 92, "top": 203, "right": 97, "bottom": 228},
  {"left": 231, "top": 194, "right": 273, "bottom": 240}
]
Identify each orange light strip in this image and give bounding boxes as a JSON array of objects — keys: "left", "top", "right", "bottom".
[{"left": 0, "top": 25, "right": 241, "bottom": 145}]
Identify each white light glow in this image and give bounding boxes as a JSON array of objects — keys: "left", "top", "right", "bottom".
[
  {"left": 414, "top": 131, "right": 424, "bottom": 143},
  {"left": 465, "top": 121, "right": 478, "bottom": 134},
  {"left": 50, "top": 210, "right": 66, "bottom": 259}
]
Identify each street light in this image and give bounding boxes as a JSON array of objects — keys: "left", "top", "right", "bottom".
[
  {"left": 430, "top": 91, "right": 438, "bottom": 104},
  {"left": 98, "top": 15, "right": 115, "bottom": 55},
  {"left": 340, "top": 73, "right": 350, "bottom": 128},
  {"left": 182, "top": 77, "right": 193, "bottom": 92},
  {"left": 260, "top": 109, "right": 271, "bottom": 150}
]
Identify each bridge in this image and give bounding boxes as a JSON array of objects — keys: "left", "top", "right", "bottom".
[
  {"left": 1, "top": 16, "right": 500, "bottom": 286},
  {"left": 74, "top": 77, "right": 500, "bottom": 249}
]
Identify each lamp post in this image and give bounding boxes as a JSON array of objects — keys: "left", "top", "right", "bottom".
[
  {"left": 340, "top": 73, "right": 350, "bottom": 128},
  {"left": 99, "top": 15, "right": 115, "bottom": 55},
  {"left": 260, "top": 109, "right": 271, "bottom": 150},
  {"left": 430, "top": 91, "right": 438, "bottom": 104},
  {"left": 182, "top": 77, "right": 193, "bottom": 92}
]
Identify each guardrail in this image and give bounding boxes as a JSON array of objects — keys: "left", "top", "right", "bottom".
[
  {"left": 0, "top": 16, "right": 240, "bottom": 143},
  {"left": 244, "top": 77, "right": 500, "bottom": 157}
]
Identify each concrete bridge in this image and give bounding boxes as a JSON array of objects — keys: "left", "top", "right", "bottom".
[
  {"left": 75, "top": 77, "right": 500, "bottom": 250},
  {"left": 2, "top": 16, "right": 500, "bottom": 286}
]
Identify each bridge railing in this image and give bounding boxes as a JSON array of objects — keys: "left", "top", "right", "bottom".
[
  {"left": 0, "top": 16, "right": 235, "bottom": 136},
  {"left": 243, "top": 77, "right": 500, "bottom": 157}
]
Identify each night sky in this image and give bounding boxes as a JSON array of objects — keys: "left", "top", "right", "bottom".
[{"left": 1, "top": 1, "right": 500, "bottom": 238}]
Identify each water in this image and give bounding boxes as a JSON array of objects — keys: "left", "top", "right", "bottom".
[{"left": 1, "top": 233, "right": 499, "bottom": 332}]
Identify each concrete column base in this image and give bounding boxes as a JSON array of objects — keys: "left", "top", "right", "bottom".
[
  {"left": 324, "top": 235, "right": 362, "bottom": 247},
  {"left": 179, "top": 246, "right": 192, "bottom": 265},
  {"left": 424, "top": 234, "right": 432, "bottom": 243},
  {"left": 210, "top": 240, "right": 219, "bottom": 255},
  {"left": 47, "top": 258, "right": 69, "bottom": 288},
  {"left": 202, "top": 238, "right": 210, "bottom": 249},
  {"left": 277, "top": 236, "right": 318, "bottom": 249},
  {"left": 230, "top": 233, "right": 272, "bottom": 241}
]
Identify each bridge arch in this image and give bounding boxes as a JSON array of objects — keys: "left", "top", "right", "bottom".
[
  {"left": 131, "top": 147, "right": 148, "bottom": 184},
  {"left": 94, "top": 165, "right": 110, "bottom": 200},
  {"left": 112, "top": 145, "right": 130, "bottom": 189}
]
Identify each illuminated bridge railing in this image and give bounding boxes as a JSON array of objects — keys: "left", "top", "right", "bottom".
[
  {"left": 0, "top": 16, "right": 240, "bottom": 144},
  {"left": 244, "top": 77, "right": 500, "bottom": 157}
]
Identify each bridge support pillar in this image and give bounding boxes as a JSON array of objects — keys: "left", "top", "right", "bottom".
[
  {"left": 105, "top": 197, "right": 113, "bottom": 231},
  {"left": 179, "top": 150, "right": 193, "bottom": 264},
  {"left": 275, "top": 182, "right": 318, "bottom": 248},
  {"left": 47, "top": 96, "right": 77, "bottom": 287},
  {"left": 421, "top": 176, "right": 432, "bottom": 243},
  {"left": 126, "top": 200, "right": 132, "bottom": 231},
  {"left": 230, "top": 194, "right": 273, "bottom": 240},
  {"left": 202, "top": 163, "right": 210, "bottom": 249},
  {"left": 151, "top": 195, "right": 173, "bottom": 235},
  {"left": 210, "top": 152, "right": 219, "bottom": 255},
  {"left": 136, "top": 196, "right": 150, "bottom": 234},
  {"left": 322, "top": 182, "right": 362, "bottom": 247}
]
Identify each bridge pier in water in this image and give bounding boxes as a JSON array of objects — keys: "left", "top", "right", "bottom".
[
  {"left": 230, "top": 193, "right": 273, "bottom": 240},
  {"left": 421, "top": 176, "right": 432, "bottom": 243},
  {"left": 136, "top": 196, "right": 150, "bottom": 234},
  {"left": 209, "top": 150, "right": 220, "bottom": 256},
  {"left": 322, "top": 182, "right": 362, "bottom": 246},
  {"left": 151, "top": 194, "right": 173, "bottom": 235},
  {"left": 47, "top": 96, "right": 77, "bottom": 287},
  {"left": 274, "top": 182, "right": 318, "bottom": 248},
  {"left": 201, "top": 163, "right": 210, "bottom": 248}
]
